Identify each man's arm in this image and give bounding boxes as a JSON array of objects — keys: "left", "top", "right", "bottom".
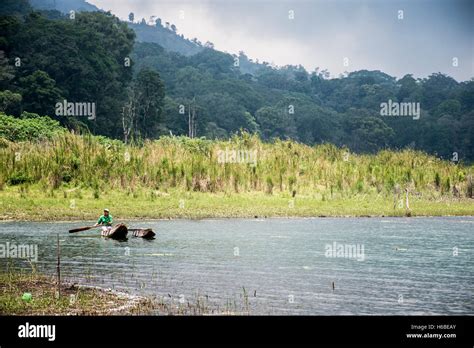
[{"left": 95, "top": 217, "right": 103, "bottom": 226}]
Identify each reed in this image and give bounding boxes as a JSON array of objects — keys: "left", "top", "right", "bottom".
[{"left": 1, "top": 132, "right": 472, "bottom": 199}]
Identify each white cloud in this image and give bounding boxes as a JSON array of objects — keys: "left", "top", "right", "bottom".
[{"left": 89, "top": 0, "right": 473, "bottom": 81}]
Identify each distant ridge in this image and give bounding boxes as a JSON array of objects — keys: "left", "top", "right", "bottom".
[
  {"left": 27, "top": 0, "right": 267, "bottom": 69},
  {"left": 128, "top": 21, "right": 202, "bottom": 57},
  {"left": 29, "top": 0, "right": 203, "bottom": 57},
  {"left": 29, "top": 0, "right": 100, "bottom": 13}
]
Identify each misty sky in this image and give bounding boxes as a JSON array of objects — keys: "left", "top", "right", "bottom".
[{"left": 89, "top": 0, "right": 473, "bottom": 81}]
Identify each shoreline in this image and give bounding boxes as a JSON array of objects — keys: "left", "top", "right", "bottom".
[
  {"left": 1, "top": 187, "right": 473, "bottom": 222},
  {"left": 1, "top": 213, "right": 474, "bottom": 223},
  {"left": 0, "top": 271, "right": 154, "bottom": 315},
  {"left": 0, "top": 270, "right": 247, "bottom": 315}
]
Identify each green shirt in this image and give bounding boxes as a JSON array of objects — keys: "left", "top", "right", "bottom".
[{"left": 97, "top": 214, "right": 113, "bottom": 225}]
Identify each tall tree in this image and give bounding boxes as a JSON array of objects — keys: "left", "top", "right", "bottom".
[{"left": 133, "top": 68, "right": 165, "bottom": 138}]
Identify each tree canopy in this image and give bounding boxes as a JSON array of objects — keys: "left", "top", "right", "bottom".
[{"left": 1, "top": 1, "right": 473, "bottom": 162}]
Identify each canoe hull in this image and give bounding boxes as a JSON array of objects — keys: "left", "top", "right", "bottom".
[{"left": 101, "top": 223, "right": 128, "bottom": 239}]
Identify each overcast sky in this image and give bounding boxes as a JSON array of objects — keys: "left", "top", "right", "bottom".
[{"left": 89, "top": 0, "right": 473, "bottom": 81}]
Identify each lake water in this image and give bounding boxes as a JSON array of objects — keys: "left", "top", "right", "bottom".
[{"left": 0, "top": 217, "right": 473, "bottom": 315}]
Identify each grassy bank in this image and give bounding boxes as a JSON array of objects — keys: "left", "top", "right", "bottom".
[
  {"left": 0, "top": 269, "right": 153, "bottom": 315},
  {"left": 1, "top": 186, "right": 473, "bottom": 220},
  {"left": 0, "top": 132, "right": 473, "bottom": 220}
]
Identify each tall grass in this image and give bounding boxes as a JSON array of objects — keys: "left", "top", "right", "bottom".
[{"left": 0, "top": 131, "right": 472, "bottom": 199}]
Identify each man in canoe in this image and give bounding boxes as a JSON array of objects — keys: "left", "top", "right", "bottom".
[{"left": 95, "top": 208, "right": 113, "bottom": 233}]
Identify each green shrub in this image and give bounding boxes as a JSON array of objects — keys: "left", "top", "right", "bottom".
[
  {"left": 8, "top": 172, "right": 30, "bottom": 185},
  {"left": 0, "top": 113, "right": 65, "bottom": 142}
]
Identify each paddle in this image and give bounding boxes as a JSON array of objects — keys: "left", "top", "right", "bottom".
[{"left": 68, "top": 225, "right": 101, "bottom": 233}]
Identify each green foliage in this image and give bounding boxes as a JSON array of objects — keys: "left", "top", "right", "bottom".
[
  {"left": 8, "top": 171, "right": 30, "bottom": 185},
  {"left": 0, "top": 89, "right": 22, "bottom": 115},
  {"left": 132, "top": 68, "right": 165, "bottom": 138},
  {"left": 0, "top": 0, "right": 32, "bottom": 16},
  {"left": 345, "top": 116, "right": 395, "bottom": 153},
  {"left": 256, "top": 106, "right": 297, "bottom": 140},
  {"left": 0, "top": 112, "right": 65, "bottom": 141},
  {"left": 19, "top": 70, "right": 62, "bottom": 116},
  {"left": 1, "top": 10, "right": 135, "bottom": 137},
  {"left": 0, "top": 50, "right": 15, "bottom": 88}
]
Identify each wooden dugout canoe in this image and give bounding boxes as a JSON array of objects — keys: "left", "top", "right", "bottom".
[{"left": 101, "top": 223, "right": 128, "bottom": 239}]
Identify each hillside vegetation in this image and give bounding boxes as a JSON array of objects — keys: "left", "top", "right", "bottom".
[{"left": 1, "top": 1, "right": 473, "bottom": 163}]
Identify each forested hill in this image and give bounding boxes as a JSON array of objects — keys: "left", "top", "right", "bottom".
[
  {"left": 132, "top": 42, "right": 474, "bottom": 162},
  {"left": 129, "top": 21, "right": 202, "bottom": 57},
  {"left": 1, "top": 0, "right": 473, "bottom": 162},
  {"left": 29, "top": 0, "right": 100, "bottom": 13},
  {"left": 29, "top": 0, "right": 204, "bottom": 56}
]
